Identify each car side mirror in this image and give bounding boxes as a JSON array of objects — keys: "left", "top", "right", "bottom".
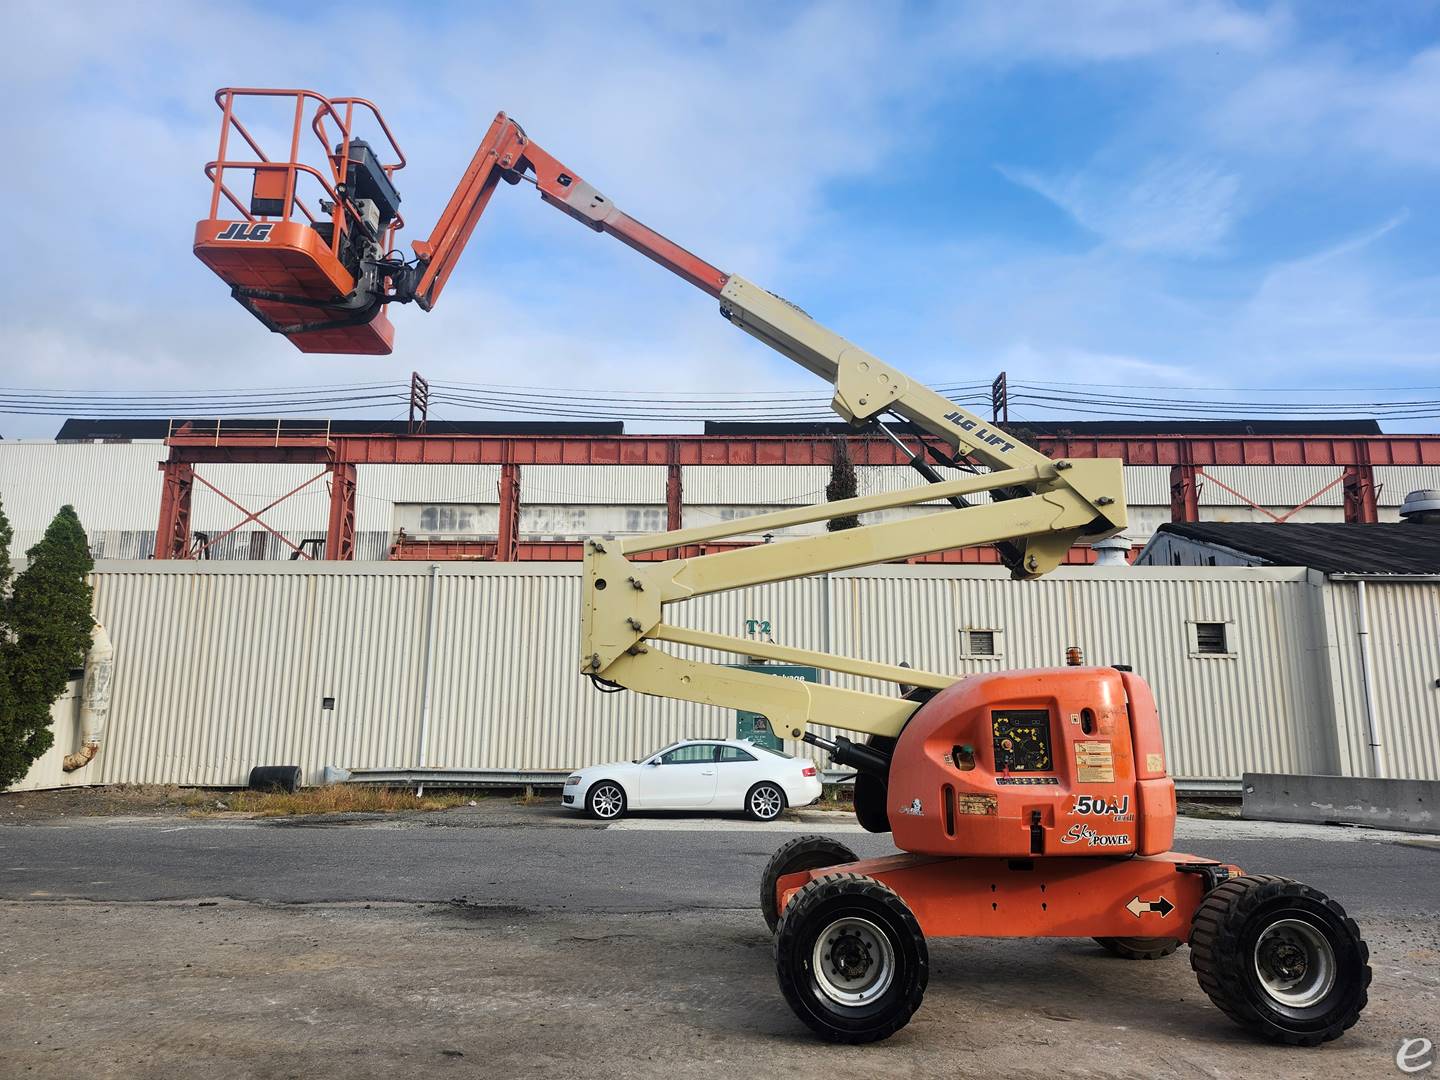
[{"left": 646, "top": 759, "right": 660, "bottom": 767}]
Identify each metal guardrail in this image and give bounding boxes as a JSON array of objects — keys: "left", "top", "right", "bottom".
[
  {"left": 345, "top": 768, "right": 571, "bottom": 789},
  {"left": 344, "top": 766, "right": 1242, "bottom": 798}
]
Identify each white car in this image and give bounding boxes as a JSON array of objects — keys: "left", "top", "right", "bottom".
[{"left": 561, "top": 739, "right": 823, "bottom": 821}]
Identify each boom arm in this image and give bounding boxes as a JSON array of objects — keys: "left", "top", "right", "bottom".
[
  {"left": 408, "top": 113, "right": 728, "bottom": 307},
  {"left": 407, "top": 112, "right": 1128, "bottom": 741}
]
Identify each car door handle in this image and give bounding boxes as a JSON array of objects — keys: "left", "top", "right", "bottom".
[{"left": 700, "top": 770, "right": 714, "bottom": 776}]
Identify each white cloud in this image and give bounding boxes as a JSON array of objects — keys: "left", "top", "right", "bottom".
[
  {"left": 1210, "top": 46, "right": 1440, "bottom": 169},
  {"left": 1001, "top": 157, "right": 1244, "bottom": 256},
  {"left": 943, "top": 0, "right": 1281, "bottom": 62}
]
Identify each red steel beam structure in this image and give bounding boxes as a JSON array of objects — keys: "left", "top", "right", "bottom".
[
  {"left": 155, "top": 461, "right": 196, "bottom": 560},
  {"left": 158, "top": 431, "right": 1440, "bottom": 561},
  {"left": 162, "top": 430, "right": 1440, "bottom": 468},
  {"left": 326, "top": 462, "right": 358, "bottom": 560},
  {"left": 495, "top": 462, "right": 521, "bottom": 562}
]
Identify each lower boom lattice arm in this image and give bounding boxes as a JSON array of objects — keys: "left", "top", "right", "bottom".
[{"left": 581, "top": 457, "right": 1123, "bottom": 740}]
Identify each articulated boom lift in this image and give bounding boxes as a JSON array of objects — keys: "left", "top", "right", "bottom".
[{"left": 196, "top": 89, "right": 1370, "bottom": 1046}]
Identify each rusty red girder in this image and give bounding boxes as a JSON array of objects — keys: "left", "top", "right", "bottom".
[
  {"left": 387, "top": 538, "right": 755, "bottom": 562},
  {"left": 154, "top": 461, "right": 195, "bottom": 560},
  {"left": 326, "top": 462, "right": 357, "bottom": 559},
  {"left": 159, "top": 429, "right": 1437, "bottom": 562},
  {"left": 164, "top": 431, "right": 1440, "bottom": 468}
]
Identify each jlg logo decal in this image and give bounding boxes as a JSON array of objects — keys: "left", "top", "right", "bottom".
[
  {"left": 216, "top": 222, "right": 275, "bottom": 242},
  {"left": 943, "top": 411, "right": 1016, "bottom": 454}
]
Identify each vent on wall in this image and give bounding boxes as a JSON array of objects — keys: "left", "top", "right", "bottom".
[
  {"left": 1194, "top": 621, "right": 1229, "bottom": 655},
  {"left": 960, "top": 628, "right": 1002, "bottom": 658}
]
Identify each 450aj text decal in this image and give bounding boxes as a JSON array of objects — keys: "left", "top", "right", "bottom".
[{"left": 1071, "top": 794, "right": 1134, "bottom": 822}]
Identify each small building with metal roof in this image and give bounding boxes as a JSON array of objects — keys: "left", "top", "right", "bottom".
[{"left": 1137, "top": 521, "right": 1440, "bottom": 575}]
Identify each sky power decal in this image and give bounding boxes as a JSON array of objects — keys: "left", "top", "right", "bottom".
[{"left": 1059, "top": 823, "right": 1131, "bottom": 848}]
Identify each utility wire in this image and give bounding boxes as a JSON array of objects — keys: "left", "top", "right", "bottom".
[{"left": 2, "top": 376, "right": 1439, "bottom": 420}]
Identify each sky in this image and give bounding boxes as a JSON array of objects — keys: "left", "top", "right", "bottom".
[{"left": 4, "top": 0, "right": 1440, "bottom": 437}]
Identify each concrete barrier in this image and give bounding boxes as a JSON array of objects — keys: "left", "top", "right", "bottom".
[{"left": 1242, "top": 772, "right": 1438, "bottom": 835}]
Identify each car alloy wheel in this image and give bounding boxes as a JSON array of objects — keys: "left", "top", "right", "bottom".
[
  {"left": 589, "top": 782, "right": 625, "bottom": 820},
  {"left": 750, "top": 783, "right": 785, "bottom": 821}
]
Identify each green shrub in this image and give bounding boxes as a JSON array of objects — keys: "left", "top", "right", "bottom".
[{"left": 0, "top": 503, "right": 94, "bottom": 789}]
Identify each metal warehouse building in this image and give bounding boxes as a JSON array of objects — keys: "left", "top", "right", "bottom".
[
  {"left": 14, "top": 560, "right": 1439, "bottom": 793},
  {"left": 5, "top": 417, "right": 1438, "bottom": 795}
]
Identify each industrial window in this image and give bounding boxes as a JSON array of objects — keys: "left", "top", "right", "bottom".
[
  {"left": 419, "top": 505, "right": 478, "bottom": 533},
  {"left": 960, "top": 628, "right": 1002, "bottom": 659},
  {"left": 624, "top": 507, "right": 667, "bottom": 533},
  {"left": 1190, "top": 621, "right": 1235, "bottom": 657}
]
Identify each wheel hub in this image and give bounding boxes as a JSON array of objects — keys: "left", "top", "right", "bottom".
[
  {"left": 1264, "top": 940, "right": 1307, "bottom": 981},
  {"left": 810, "top": 916, "right": 896, "bottom": 1008},
  {"left": 829, "top": 930, "right": 873, "bottom": 980},
  {"left": 1253, "top": 918, "right": 1336, "bottom": 1010}
]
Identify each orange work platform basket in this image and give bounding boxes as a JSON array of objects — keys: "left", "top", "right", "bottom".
[{"left": 194, "top": 89, "right": 407, "bottom": 354}]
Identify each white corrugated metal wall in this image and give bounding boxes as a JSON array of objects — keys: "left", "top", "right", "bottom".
[
  {"left": 1319, "top": 578, "right": 1440, "bottom": 781},
  {"left": 18, "top": 560, "right": 1432, "bottom": 791},
  {"left": 829, "top": 567, "right": 1337, "bottom": 782}
]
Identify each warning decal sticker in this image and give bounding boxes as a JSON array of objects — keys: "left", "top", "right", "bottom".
[
  {"left": 1074, "top": 740, "right": 1115, "bottom": 784},
  {"left": 955, "top": 793, "right": 998, "bottom": 816}
]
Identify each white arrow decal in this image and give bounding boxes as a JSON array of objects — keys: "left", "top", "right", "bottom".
[{"left": 1126, "top": 895, "right": 1175, "bottom": 918}]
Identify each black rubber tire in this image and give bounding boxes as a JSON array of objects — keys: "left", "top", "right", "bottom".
[
  {"left": 746, "top": 781, "right": 787, "bottom": 822},
  {"left": 248, "top": 765, "right": 302, "bottom": 794},
  {"left": 1189, "top": 874, "right": 1370, "bottom": 1046},
  {"left": 853, "top": 773, "right": 891, "bottom": 833},
  {"left": 853, "top": 734, "right": 896, "bottom": 834},
  {"left": 760, "top": 835, "right": 860, "bottom": 934},
  {"left": 774, "top": 872, "right": 928, "bottom": 1044},
  {"left": 584, "top": 780, "right": 627, "bottom": 821},
  {"left": 1094, "top": 936, "right": 1182, "bottom": 960}
]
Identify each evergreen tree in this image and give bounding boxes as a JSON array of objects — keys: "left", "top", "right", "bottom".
[
  {"left": 0, "top": 497, "right": 12, "bottom": 786},
  {"left": 826, "top": 437, "right": 861, "bottom": 531},
  {"left": 0, "top": 495, "right": 11, "bottom": 594},
  {"left": 0, "top": 504, "right": 94, "bottom": 789}
]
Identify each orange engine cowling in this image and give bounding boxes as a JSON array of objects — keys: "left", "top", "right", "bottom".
[{"left": 887, "top": 667, "right": 1176, "bottom": 858}]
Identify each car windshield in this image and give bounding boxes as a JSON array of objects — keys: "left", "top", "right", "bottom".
[{"left": 634, "top": 741, "right": 684, "bottom": 764}]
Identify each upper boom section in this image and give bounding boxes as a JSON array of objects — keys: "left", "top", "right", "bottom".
[
  {"left": 193, "top": 89, "right": 1096, "bottom": 489},
  {"left": 411, "top": 113, "right": 729, "bottom": 307},
  {"left": 410, "top": 113, "right": 1052, "bottom": 475}
]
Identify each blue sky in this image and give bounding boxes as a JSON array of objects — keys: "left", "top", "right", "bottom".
[{"left": 4, "top": 0, "right": 1439, "bottom": 436}]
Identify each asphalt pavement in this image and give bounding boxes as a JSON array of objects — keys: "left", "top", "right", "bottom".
[
  {"left": 1, "top": 806, "right": 1434, "bottom": 915},
  {"left": 3, "top": 805, "right": 1437, "bottom": 1080}
]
